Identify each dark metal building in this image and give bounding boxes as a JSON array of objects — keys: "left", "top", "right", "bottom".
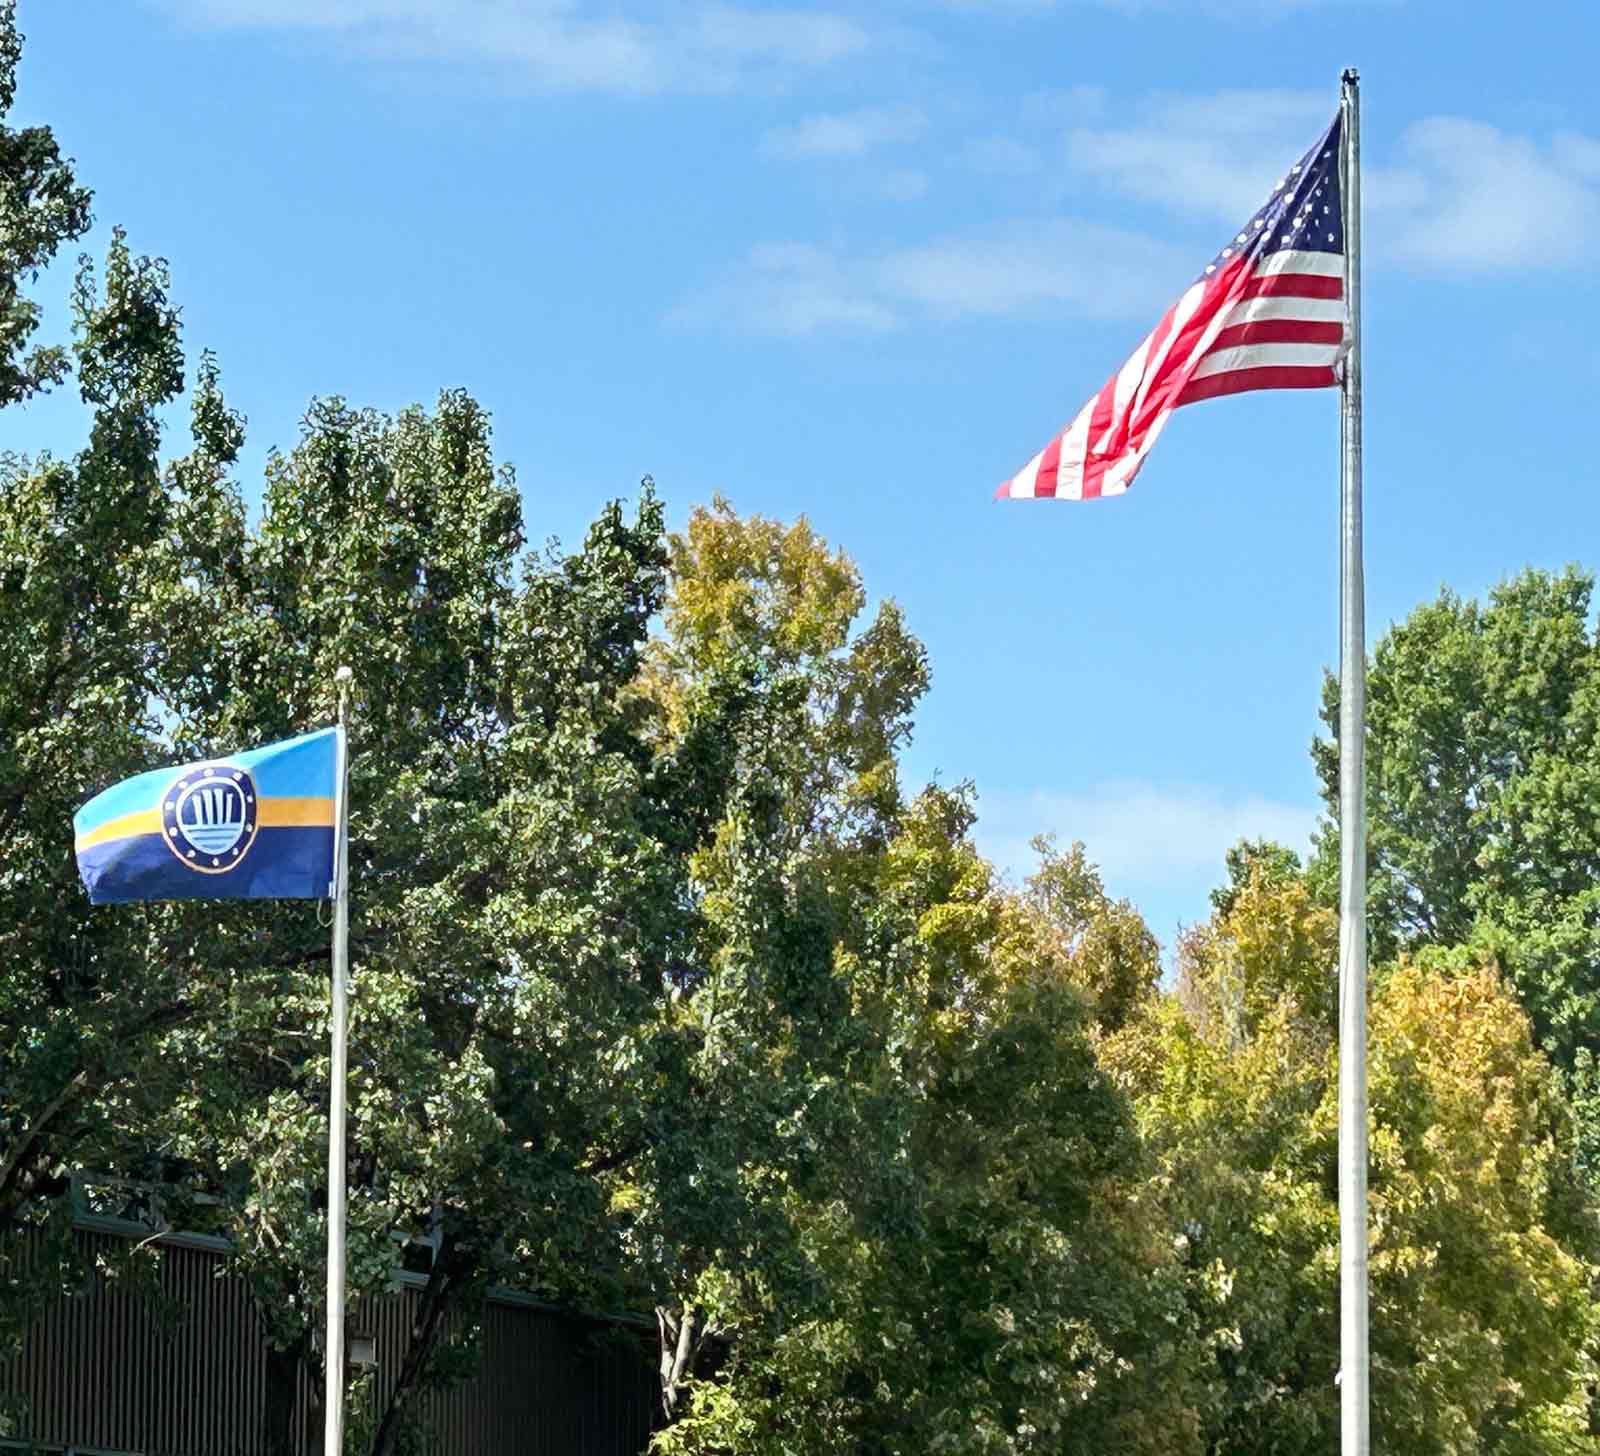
[{"left": 1, "top": 1220, "right": 656, "bottom": 1455}]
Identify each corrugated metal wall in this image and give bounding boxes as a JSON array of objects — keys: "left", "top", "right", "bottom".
[{"left": 0, "top": 1228, "right": 655, "bottom": 1455}]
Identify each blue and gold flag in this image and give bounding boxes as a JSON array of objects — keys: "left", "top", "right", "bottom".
[{"left": 74, "top": 728, "right": 338, "bottom": 904}]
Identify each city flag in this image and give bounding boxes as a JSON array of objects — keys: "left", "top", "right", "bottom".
[
  {"left": 996, "top": 112, "right": 1347, "bottom": 501},
  {"left": 74, "top": 728, "right": 338, "bottom": 905}
]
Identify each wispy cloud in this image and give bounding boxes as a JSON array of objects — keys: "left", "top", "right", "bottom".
[
  {"left": 1374, "top": 118, "right": 1600, "bottom": 271},
  {"left": 1067, "top": 89, "right": 1332, "bottom": 222},
  {"left": 881, "top": 169, "right": 930, "bottom": 202},
  {"left": 1066, "top": 89, "right": 1600, "bottom": 273},
  {"left": 763, "top": 104, "right": 926, "bottom": 160},
  {"left": 1556, "top": 131, "right": 1600, "bottom": 181},
  {"left": 153, "top": 0, "right": 872, "bottom": 94},
  {"left": 941, "top": 0, "right": 1364, "bottom": 14},
  {"left": 670, "top": 220, "right": 1189, "bottom": 335},
  {"left": 975, "top": 780, "right": 1319, "bottom": 905},
  {"left": 963, "top": 136, "right": 1044, "bottom": 176},
  {"left": 670, "top": 243, "right": 901, "bottom": 337}
]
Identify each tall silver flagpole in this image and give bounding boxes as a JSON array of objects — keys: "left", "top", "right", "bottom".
[
  {"left": 325, "top": 665, "right": 354, "bottom": 1456},
  {"left": 1337, "top": 67, "right": 1369, "bottom": 1456}
]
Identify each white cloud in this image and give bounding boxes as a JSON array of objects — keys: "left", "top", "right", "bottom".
[
  {"left": 668, "top": 243, "right": 900, "bottom": 337},
  {"left": 888, "top": 221, "right": 1187, "bottom": 319},
  {"left": 1374, "top": 118, "right": 1600, "bottom": 271},
  {"left": 763, "top": 105, "right": 926, "bottom": 160},
  {"left": 671, "top": 220, "right": 1189, "bottom": 336},
  {"left": 963, "top": 136, "right": 1043, "bottom": 176},
  {"left": 153, "top": 0, "right": 871, "bottom": 94},
  {"left": 975, "top": 781, "right": 1319, "bottom": 900},
  {"left": 690, "top": 5, "right": 868, "bottom": 66},
  {"left": 1066, "top": 90, "right": 1600, "bottom": 273},
  {"left": 882, "top": 169, "right": 930, "bottom": 202},
  {"left": 1555, "top": 131, "right": 1600, "bottom": 181},
  {"left": 1067, "top": 89, "right": 1332, "bottom": 222},
  {"left": 942, "top": 0, "right": 1362, "bottom": 13}
]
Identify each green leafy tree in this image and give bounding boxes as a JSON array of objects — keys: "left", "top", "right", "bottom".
[
  {"left": 627, "top": 499, "right": 931, "bottom": 1426},
  {"left": 0, "top": 20, "right": 224, "bottom": 1367},
  {"left": 1026, "top": 833, "right": 1163, "bottom": 1035},
  {"left": 0, "top": 0, "right": 91, "bottom": 406},
  {"left": 660, "top": 804, "right": 1205, "bottom": 1456},
  {"left": 1109, "top": 863, "right": 1599, "bottom": 1455},
  {"left": 1313, "top": 568, "right": 1600, "bottom": 1067},
  {"left": 646, "top": 516, "right": 1200, "bottom": 1455},
  {"left": 143, "top": 394, "right": 720, "bottom": 1453},
  {"left": 1209, "top": 837, "right": 1304, "bottom": 919}
]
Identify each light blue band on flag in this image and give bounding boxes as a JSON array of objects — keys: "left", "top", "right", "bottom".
[{"left": 74, "top": 727, "right": 339, "bottom": 905}]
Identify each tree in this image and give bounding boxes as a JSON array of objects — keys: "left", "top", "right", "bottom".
[
  {"left": 627, "top": 498, "right": 932, "bottom": 1427},
  {"left": 1107, "top": 862, "right": 1599, "bottom": 1455},
  {"left": 643, "top": 513, "right": 1200, "bottom": 1455},
  {"left": 1026, "top": 833, "right": 1163, "bottom": 1035},
  {"left": 1209, "top": 837, "right": 1304, "bottom": 919},
  {"left": 0, "top": 5, "right": 225, "bottom": 1369},
  {"left": 1312, "top": 568, "right": 1600, "bottom": 1068},
  {"left": 142, "top": 393, "right": 717, "bottom": 1453},
  {"left": 0, "top": 0, "right": 91, "bottom": 407}
]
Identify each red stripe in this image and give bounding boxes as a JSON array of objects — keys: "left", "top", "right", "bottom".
[
  {"left": 1088, "top": 301, "right": 1180, "bottom": 494},
  {"left": 1237, "top": 272, "right": 1343, "bottom": 302},
  {"left": 1125, "top": 267, "right": 1244, "bottom": 442},
  {"left": 1175, "top": 364, "right": 1338, "bottom": 406},
  {"left": 1206, "top": 319, "right": 1345, "bottom": 352},
  {"left": 1078, "top": 377, "right": 1119, "bottom": 500},
  {"left": 1033, "top": 433, "right": 1063, "bottom": 499}
]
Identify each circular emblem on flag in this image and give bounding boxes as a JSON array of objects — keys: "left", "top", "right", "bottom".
[{"left": 163, "top": 764, "right": 260, "bottom": 874}]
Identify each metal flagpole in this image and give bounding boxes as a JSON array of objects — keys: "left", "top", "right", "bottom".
[
  {"left": 325, "top": 665, "right": 354, "bottom": 1456},
  {"left": 1337, "top": 67, "right": 1369, "bottom": 1456}
]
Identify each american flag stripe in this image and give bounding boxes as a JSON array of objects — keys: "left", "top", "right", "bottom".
[
  {"left": 1190, "top": 339, "right": 1344, "bottom": 379},
  {"left": 995, "top": 121, "right": 1350, "bottom": 506},
  {"left": 1219, "top": 294, "right": 1347, "bottom": 325},
  {"left": 1177, "top": 364, "right": 1338, "bottom": 406},
  {"left": 1237, "top": 273, "right": 1343, "bottom": 301},
  {"left": 1248, "top": 248, "right": 1345, "bottom": 282},
  {"left": 1208, "top": 319, "right": 1346, "bottom": 350}
]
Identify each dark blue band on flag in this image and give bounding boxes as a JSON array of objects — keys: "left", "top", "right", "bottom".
[{"left": 77, "top": 826, "right": 335, "bottom": 906}]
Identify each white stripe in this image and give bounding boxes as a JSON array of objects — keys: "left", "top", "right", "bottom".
[
  {"left": 1189, "top": 340, "right": 1343, "bottom": 381},
  {"left": 1004, "top": 442, "right": 1047, "bottom": 497},
  {"left": 1126, "top": 280, "right": 1208, "bottom": 433},
  {"left": 1252, "top": 248, "right": 1344, "bottom": 279},
  {"left": 1090, "top": 334, "right": 1154, "bottom": 458},
  {"left": 1220, "top": 294, "right": 1347, "bottom": 327},
  {"left": 1052, "top": 402, "right": 1095, "bottom": 500},
  {"left": 1102, "top": 400, "right": 1178, "bottom": 497}
]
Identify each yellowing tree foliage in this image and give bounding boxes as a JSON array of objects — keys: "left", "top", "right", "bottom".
[{"left": 1107, "top": 865, "right": 1598, "bottom": 1456}]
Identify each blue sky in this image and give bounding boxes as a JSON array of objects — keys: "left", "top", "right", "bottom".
[{"left": 9, "top": 0, "right": 1599, "bottom": 954}]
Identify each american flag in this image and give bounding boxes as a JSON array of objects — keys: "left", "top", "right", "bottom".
[{"left": 996, "top": 113, "right": 1347, "bottom": 502}]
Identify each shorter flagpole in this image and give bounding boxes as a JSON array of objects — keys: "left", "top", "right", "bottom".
[{"left": 324, "top": 666, "right": 354, "bottom": 1456}]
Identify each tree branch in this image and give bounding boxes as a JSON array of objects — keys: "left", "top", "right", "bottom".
[{"left": 0, "top": 1069, "right": 89, "bottom": 1219}]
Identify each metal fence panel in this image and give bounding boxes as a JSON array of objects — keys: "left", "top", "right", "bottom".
[{"left": 1, "top": 1230, "right": 655, "bottom": 1456}]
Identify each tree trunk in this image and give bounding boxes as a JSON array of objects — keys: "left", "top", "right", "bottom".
[
  {"left": 656, "top": 1303, "right": 709, "bottom": 1426},
  {"left": 369, "top": 1244, "right": 465, "bottom": 1456},
  {"left": 262, "top": 1334, "right": 309, "bottom": 1456}
]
